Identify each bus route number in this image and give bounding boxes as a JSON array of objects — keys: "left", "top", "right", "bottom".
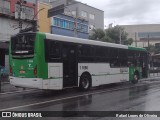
[{"left": 80, "top": 66, "right": 88, "bottom": 70}]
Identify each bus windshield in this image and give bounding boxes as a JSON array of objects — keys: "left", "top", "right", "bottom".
[{"left": 11, "top": 34, "right": 35, "bottom": 58}]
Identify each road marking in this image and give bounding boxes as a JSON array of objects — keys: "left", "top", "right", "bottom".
[{"left": 0, "top": 84, "right": 151, "bottom": 111}]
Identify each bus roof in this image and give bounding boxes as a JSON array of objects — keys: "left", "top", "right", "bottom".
[
  {"left": 45, "top": 33, "right": 128, "bottom": 49},
  {"left": 42, "top": 32, "right": 146, "bottom": 51}
]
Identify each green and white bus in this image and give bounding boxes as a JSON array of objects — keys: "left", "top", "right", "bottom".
[{"left": 9, "top": 32, "right": 148, "bottom": 90}]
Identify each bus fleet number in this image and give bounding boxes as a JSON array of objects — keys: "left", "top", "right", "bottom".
[{"left": 80, "top": 66, "right": 88, "bottom": 70}]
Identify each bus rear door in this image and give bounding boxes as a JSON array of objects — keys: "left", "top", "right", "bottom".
[{"left": 62, "top": 44, "right": 77, "bottom": 88}]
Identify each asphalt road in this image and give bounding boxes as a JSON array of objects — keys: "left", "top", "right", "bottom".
[{"left": 1, "top": 80, "right": 160, "bottom": 120}]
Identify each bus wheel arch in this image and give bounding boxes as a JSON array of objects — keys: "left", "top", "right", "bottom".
[
  {"left": 79, "top": 72, "right": 92, "bottom": 91},
  {"left": 131, "top": 70, "right": 140, "bottom": 84}
]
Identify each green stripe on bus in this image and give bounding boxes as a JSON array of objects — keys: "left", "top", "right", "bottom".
[
  {"left": 128, "top": 46, "right": 146, "bottom": 51},
  {"left": 91, "top": 73, "right": 129, "bottom": 77},
  {"left": 36, "top": 32, "right": 48, "bottom": 79}
]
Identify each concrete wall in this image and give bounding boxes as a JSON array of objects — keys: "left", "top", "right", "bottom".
[
  {"left": 51, "top": 0, "right": 67, "bottom": 7},
  {"left": 121, "top": 24, "right": 160, "bottom": 48},
  {"left": 51, "top": 0, "right": 104, "bottom": 31},
  {"left": 76, "top": 3, "right": 104, "bottom": 30},
  {"left": 0, "top": 17, "right": 31, "bottom": 73},
  {"left": 0, "top": 17, "right": 31, "bottom": 42},
  {"left": 0, "top": 18, "right": 18, "bottom": 42}
]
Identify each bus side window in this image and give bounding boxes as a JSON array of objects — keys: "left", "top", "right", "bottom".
[
  {"left": 127, "top": 50, "right": 135, "bottom": 66},
  {"left": 45, "top": 39, "right": 61, "bottom": 62},
  {"left": 95, "top": 47, "right": 106, "bottom": 62},
  {"left": 51, "top": 42, "right": 61, "bottom": 59},
  {"left": 118, "top": 49, "right": 127, "bottom": 67},
  {"left": 109, "top": 48, "right": 119, "bottom": 67},
  {"left": 78, "top": 45, "right": 95, "bottom": 62}
]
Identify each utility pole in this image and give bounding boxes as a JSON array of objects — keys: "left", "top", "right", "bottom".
[
  {"left": 16, "top": 0, "right": 27, "bottom": 32},
  {"left": 119, "top": 28, "right": 122, "bottom": 44},
  {"left": 18, "top": 0, "right": 23, "bottom": 32},
  {"left": 65, "top": 6, "right": 78, "bottom": 37},
  {"left": 148, "top": 34, "right": 150, "bottom": 50},
  {"left": 74, "top": 7, "right": 78, "bottom": 37},
  {"left": 135, "top": 32, "right": 137, "bottom": 47}
]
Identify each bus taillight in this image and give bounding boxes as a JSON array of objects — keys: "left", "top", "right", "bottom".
[
  {"left": 10, "top": 66, "right": 12, "bottom": 75},
  {"left": 34, "top": 66, "right": 37, "bottom": 77}
]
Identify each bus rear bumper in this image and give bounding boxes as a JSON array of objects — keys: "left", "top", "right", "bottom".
[
  {"left": 9, "top": 77, "right": 43, "bottom": 89},
  {"left": 9, "top": 77, "right": 63, "bottom": 90}
]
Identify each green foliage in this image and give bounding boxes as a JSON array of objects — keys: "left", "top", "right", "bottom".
[
  {"left": 147, "top": 44, "right": 156, "bottom": 54},
  {"left": 89, "top": 25, "right": 133, "bottom": 45},
  {"left": 89, "top": 29, "right": 105, "bottom": 41},
  {"left": 124, "top": 38, "right": 134, "bottom": 45}
]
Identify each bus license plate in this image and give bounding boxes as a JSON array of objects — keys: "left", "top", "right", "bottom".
[{"left": 20, "top": 70, "right": 25, "bottom": 74}]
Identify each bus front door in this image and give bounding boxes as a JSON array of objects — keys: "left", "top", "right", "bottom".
[{"left": 62, "top": 44, "right": 77, "bottom": 88}]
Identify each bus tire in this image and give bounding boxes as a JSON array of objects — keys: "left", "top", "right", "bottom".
[
  {"left": 131, "top": 72, "right": 139, "bottom": 84},
  {"left": 79, "top": 74, "right": 91, "bottom": 91}
]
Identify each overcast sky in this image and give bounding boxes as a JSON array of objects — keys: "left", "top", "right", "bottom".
[{"left": 77, "top": 0, "right": 160, "bottom": 27}]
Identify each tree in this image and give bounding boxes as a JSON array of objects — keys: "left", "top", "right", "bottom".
[
  {"left": 89, "top": 29, "right": 105, "bottom": 41},
  {"left": 89, "top": 26, "right": 133, "bottom": 45},
  {"left": 147, "top": 44, "right": 156, "bottom": 55},
  {"left": 105, "top": 25, "right": 129, "bottom": 44},
  {"left": 123, "top": 38, "right": 134, "bottom": 45}
]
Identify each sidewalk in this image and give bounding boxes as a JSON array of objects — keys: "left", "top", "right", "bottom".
[
  {"left": 0, "top": 77, "right": 25, "bottom": 93},
  {"left": 0, "top": 82, "right": 19, "bottom": 93},
  {"left": 141, "top": 74, "right": 160, "bottom": 81}
]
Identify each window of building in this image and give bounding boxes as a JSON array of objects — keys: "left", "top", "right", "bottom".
[
  {"left": 60, "top": 20, "right": 63, "bottom": 28},
  {"left": 77, "top": 23, "right": 88, "bottom": 33},
  {"left": 69, "top": 22, "right": 74, "bottom": 30},
  {"left": 57, "top": 19, "right": 60, "bottom": 27},
  {"left": 66, "top": 22, "right": 70, "bottom": 29},
  {"left": 0, "top": 0, "right": 10, "bottom": 15},
  {"left": 77, "top": 24, "right": 82, "bottom": 31},
  {"left": 71, "top": 11, "right": 76, "bottom": 16},
  {"left": 53, "top": 17, "right": 88, "bottom": 32},
  {"left": 89, "top": 14, "right": 95, "bottom": 20},
  {"left": 82, "top": 25, "right": 88, "bottom": 33},
  {"left": 81, "top": 11, "right": 87, "bottom": 18}
]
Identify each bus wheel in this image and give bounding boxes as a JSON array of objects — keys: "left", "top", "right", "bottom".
[
  {"left": 131, "top": 73, "right": 139, "bottom": 84},
  {"left": 79, "top": 74, "right": 91, "bottom": 91}
]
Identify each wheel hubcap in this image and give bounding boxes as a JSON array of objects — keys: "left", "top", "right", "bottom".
[
  {"left": 82, "top": 78, "right": 89, "bottom": 89},
  {"left": 134, "top": 75, "right": 138, "bottom": 81}
]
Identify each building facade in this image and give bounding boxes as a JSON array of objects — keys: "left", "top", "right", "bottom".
[
  {"left": 0, "top": 0, "right": 37, "bottom": 72},
  {"left": 121, "top": 24, "right": 160, "bottom": 48},
  {"left": 0, "top": 0, "right": 37, "bottom": 42},
  {"left": 51, "top": 14, "right": 89, "bottom": 39},
  {"left": 50, "top": 0, "right": 104, "bottom": 33},
  {"left": 38, "top": 1, "right": 51, "bottom": 33}
]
